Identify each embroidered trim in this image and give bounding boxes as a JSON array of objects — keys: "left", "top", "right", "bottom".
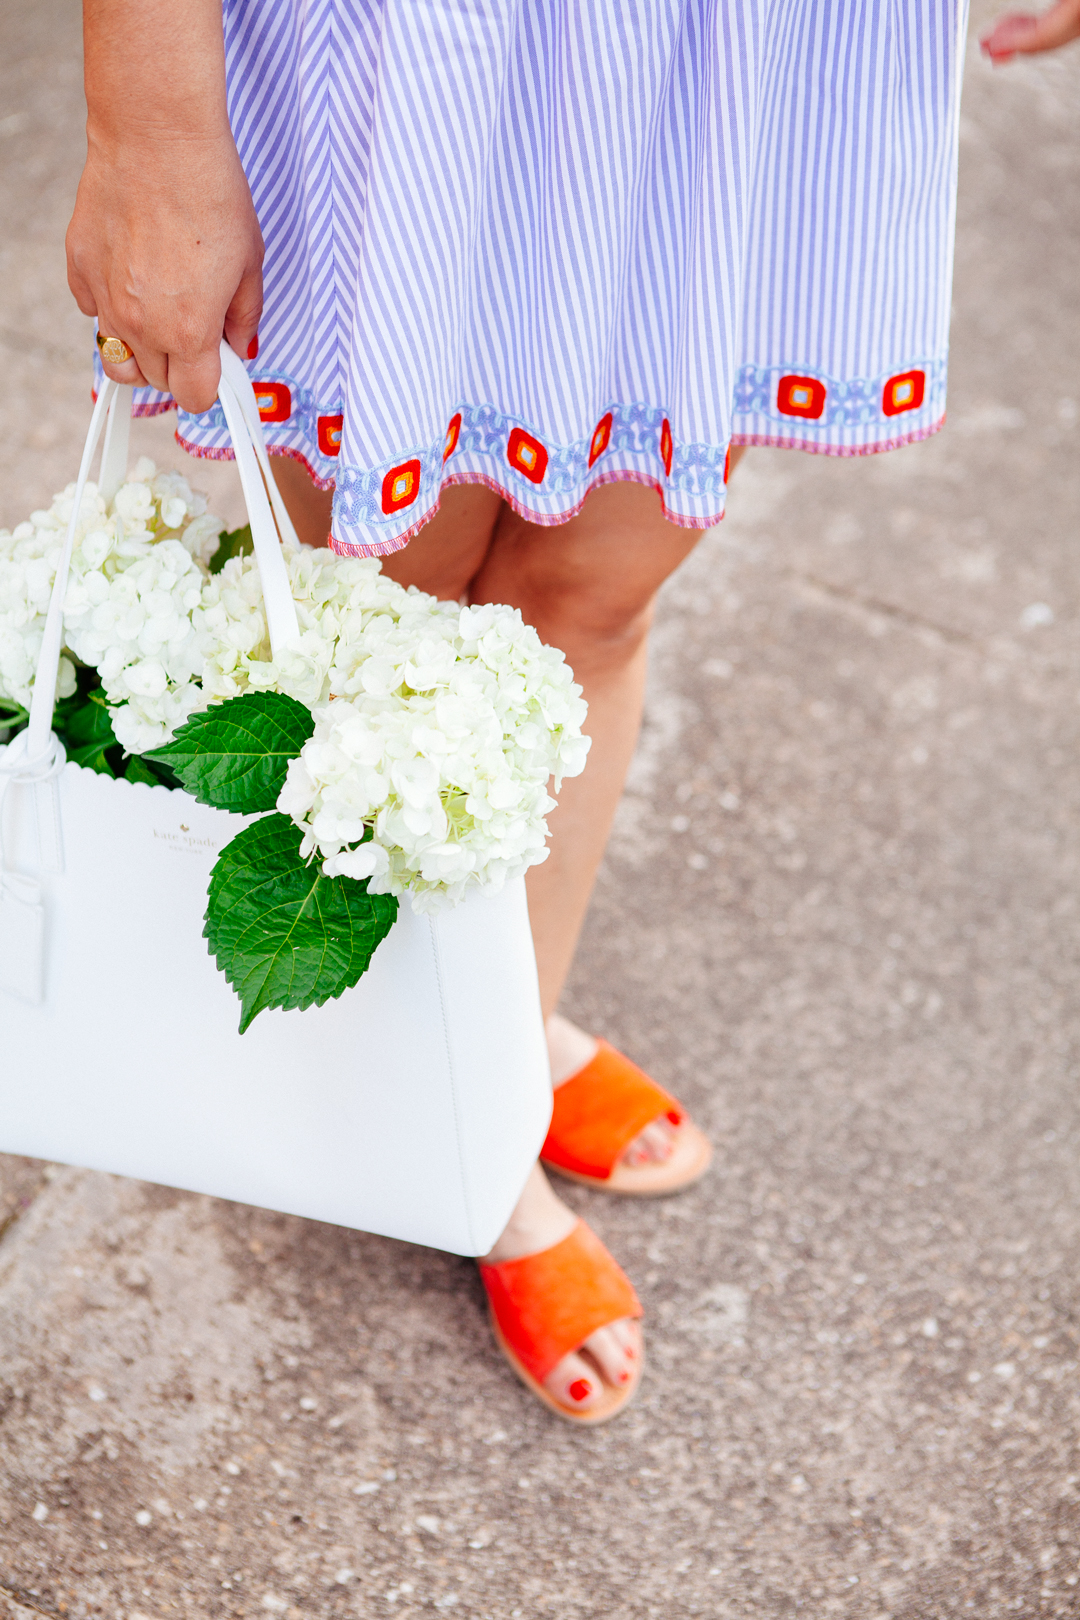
[
  {"left": 330, "top": 470, "right": 719, "bottom": 559},
  {"left": 733, "top": 359, "right": 946, "bottom": 429},
  {"left": 100, "top": 351, "right": 948, "bottom": 550},
  {"left": 179, "top": 372, "right": 343, "bottom": 456},
  {"left": 91, "top": 388, "right": 176, "bottom": 421},
  {"left": 332, "top": 400, "right": 729, "bottom": 532},
  {"left": 174, "top": 432, "right": 337, "bottom": 492}
]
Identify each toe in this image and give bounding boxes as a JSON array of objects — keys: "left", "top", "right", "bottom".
[
  {"left": 579, "top": 1318, "right": 641, "bottom": 1388},
  {"left": 620, "top": 1114, "right": 679, "bottom": 1167},
  {"left": 543, "top": 1349, "right": 609, "bottom": 1412}
]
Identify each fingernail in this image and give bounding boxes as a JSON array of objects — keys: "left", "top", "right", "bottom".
[
  {"left": 247, "top": 335, "right": 259, "bottom": 360},
  {"left": 568, "top": 1378, "right": 592, "bottom": 1403}
]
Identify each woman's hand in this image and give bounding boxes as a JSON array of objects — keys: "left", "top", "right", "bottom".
[
  {"left": 982, "top": 0, "right": 1080, "bottom": 61},
  {"left": 66, "top": 0, "right": 263, "bottom": 414}
]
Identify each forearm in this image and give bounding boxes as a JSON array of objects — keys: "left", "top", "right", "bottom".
[
  {"left": 70, "top": 0, "right": 262, "bottom": 409},
  {"left": 83, "top": 0, "right": 230, "bottom": 144}
]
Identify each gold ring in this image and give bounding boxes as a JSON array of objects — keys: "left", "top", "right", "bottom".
[{"left": 96, "top": 333, "right": 134, "bottom": 365}]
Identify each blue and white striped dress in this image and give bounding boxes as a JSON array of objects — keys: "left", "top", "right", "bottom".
[{"left": 121, "top": 1, "right": 969, "bottom": 557}]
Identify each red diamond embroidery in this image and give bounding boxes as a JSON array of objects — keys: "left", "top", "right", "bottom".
[
  {"left": 254, "top": 382, "right": 292, "bottom": 424},
  {"left": 777, "top": 375, "right": 826, "bottom": 420},
  {"left": 660, "top": 418, "right": 673, "bottom": 477},
  {"left": 589, "top": 412, "right": 613, "bottom": 468},
  {"left": 381, "top": 458, "right": 422, "bottom": 515},
  {"left": 882, "top": 369, "right": 925, "bottom": 417},
  {"left": 317, "top": 414, "right": 343, "bottom": 456},
  {"left": 507, "top": 427, "right": 548, "bottom": 485}
]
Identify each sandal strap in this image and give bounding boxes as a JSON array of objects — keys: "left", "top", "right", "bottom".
[
  {"left": 540, "top": 1039, "right": 683, "bottom": 1180},
  {"left": 479, "top": 1219, "right": 642, "bottom": 1383}
]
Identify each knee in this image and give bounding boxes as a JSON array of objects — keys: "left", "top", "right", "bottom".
[{"left": 514, "top": 572, "right": 657, "bottom": 679}]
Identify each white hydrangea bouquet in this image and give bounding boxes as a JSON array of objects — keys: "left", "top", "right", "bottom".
[{"left": 0, "top": 461, "right": 589, "bottom": 1030}]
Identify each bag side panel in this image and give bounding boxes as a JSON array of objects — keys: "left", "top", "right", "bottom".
[{"left": 428, "top": 879, "right": 553, "bottom": 1256}]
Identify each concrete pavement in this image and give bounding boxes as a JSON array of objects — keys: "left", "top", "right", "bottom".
[{"left": 2, "top": 4, "right": 1080, "bottom": 1616}]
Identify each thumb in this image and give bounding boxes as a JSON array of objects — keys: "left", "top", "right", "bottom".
[{"left": 224, "top": 262, "right": 264, "bottom": 362}]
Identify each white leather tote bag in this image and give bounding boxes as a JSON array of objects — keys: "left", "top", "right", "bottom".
[{"left": 0, "top": 348, "right": 552, "bottom": 1256}]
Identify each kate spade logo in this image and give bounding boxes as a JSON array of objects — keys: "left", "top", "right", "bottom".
[{"left": 153, "top": 825, "right": 218, "bottom": 853}]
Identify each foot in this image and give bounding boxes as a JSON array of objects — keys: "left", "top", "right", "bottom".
[
  {"left": 481, "top": 1165, "right": 641, "bottom": 1416},
  {"left": 547, "top": 1012, "right": 679, "bottom": 1168}
]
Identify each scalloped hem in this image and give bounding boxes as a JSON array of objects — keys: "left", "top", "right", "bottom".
[
  {"left": 329, "top": 469, "right": 722, "bottom": 559},
  {"left": 730, "top": 414, "right": 945, "bottom": 457},
  {"left": 165, "top": 411, "right": 947, "bottom": 559},
  {"left": 90, "top": 390, "right": 177, "bottom": 421},
  {"left": 174, "top": 430, "right": 338, "bottom": 492}
]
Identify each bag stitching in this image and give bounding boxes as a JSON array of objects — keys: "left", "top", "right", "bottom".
[{"left": 427, "top": 912, "right": 479, "bottom": 1256}]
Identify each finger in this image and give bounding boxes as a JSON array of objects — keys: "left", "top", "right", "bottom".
[
  {"left": 166, "top": 346, "right": 223, "bottom": 416},
  {"left": 982, "top": 1, "right": 1080, "bottom": 58},
  {"left": 65, "top": 221, "right": 99, "bottom": 318},
  {"left": 223, "top": 260, "right": 264, "bottom": 362},
  {"left": 94, "top": 304, "right": 167, "bottom": 392},
  {"left": 99, "top": 352, "right": 152, "bottom": 390},
  {"left": 67, "top": 265, "right": 99, "bottom": 320},
  {"left": 982, "top": 11, "right": 1041, "bottom": 58}
]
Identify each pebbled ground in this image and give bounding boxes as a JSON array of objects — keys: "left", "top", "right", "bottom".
[{"left": 2, "top": 4, "right": 1080, "bottom": 1618}]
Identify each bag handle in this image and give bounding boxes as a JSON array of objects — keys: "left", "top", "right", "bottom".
[
  {"left": 218, "top": 344, "right": 303, "bottom": 556},
  {"left": 23, "top": 343, "right": 301, "bottom": 766}
]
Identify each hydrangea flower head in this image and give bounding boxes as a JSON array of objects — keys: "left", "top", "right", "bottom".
[{"left": 0, "top": 464, "right": 590, "bottom": 909}]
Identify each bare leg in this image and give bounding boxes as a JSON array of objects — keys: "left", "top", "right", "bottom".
[
  {"left": 480, "top": 1164, "right": 642, "bottom": 1411},
  {"left": 463, "top": 482, "right": 708, "bottom": 1408},
  {"left": 273, "top": 470, "right": 719, "bottom": 1413},
  {"left": 270, "top": 454, "right": 335, "bottom": 548},
  {"left": 470, "top": 480, "right": 702, "bottom": 1014}
]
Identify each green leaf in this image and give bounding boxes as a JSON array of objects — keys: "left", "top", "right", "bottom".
[
  {"left": 145, "top": 691, "right": 315, "bottom": 813},
  {"left": 0, "top": 696, "right": 28, "bottom": 729},
  {"left": 205, "top": 813, "right": 398, "bottom": 1032},
  {"left": 123, "top": 752, "right": 183, "bottom": 790},
  {"left": 209, "top": 522, "right": 253, "bottom": 574},
  {"left": 57, "top": 689, "right": 121, "bottom": 776},
  {"left": 123, "top": 754, "right": 161, "bottom": 787}
]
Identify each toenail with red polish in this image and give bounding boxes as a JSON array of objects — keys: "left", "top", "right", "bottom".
[
  {"left": 247, "top": 335, "right": 259, "bottom": 359},
  {"left": 667, "top": 1109, "right": 682, "bottom": 1126},
  {"left": 619, "top": 1370, "right": 630, "bottom": 1383},
  {"left": 568, "top": 1379, "right": 592, "bottom": 1402}
]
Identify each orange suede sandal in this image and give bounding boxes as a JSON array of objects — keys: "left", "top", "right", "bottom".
[
  {"left": 540, "top": 1039, "right": 713, "bottom": 1196},
  {"left": 479, "top": 1219, "right": 644, "bottom": 1425}
]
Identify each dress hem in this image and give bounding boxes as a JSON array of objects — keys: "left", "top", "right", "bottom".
[
  {"left": 154, "top": 405, "right": 945, "bottom": 558},
  {"left": 730, "top": 414, "right": 945, "bottom": 457},
  {"left": 174, "top": 428, "right": 338, "bottom": 492},
  {"left": 329, "top": 469, "right": 723, "bottom": 559}
]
